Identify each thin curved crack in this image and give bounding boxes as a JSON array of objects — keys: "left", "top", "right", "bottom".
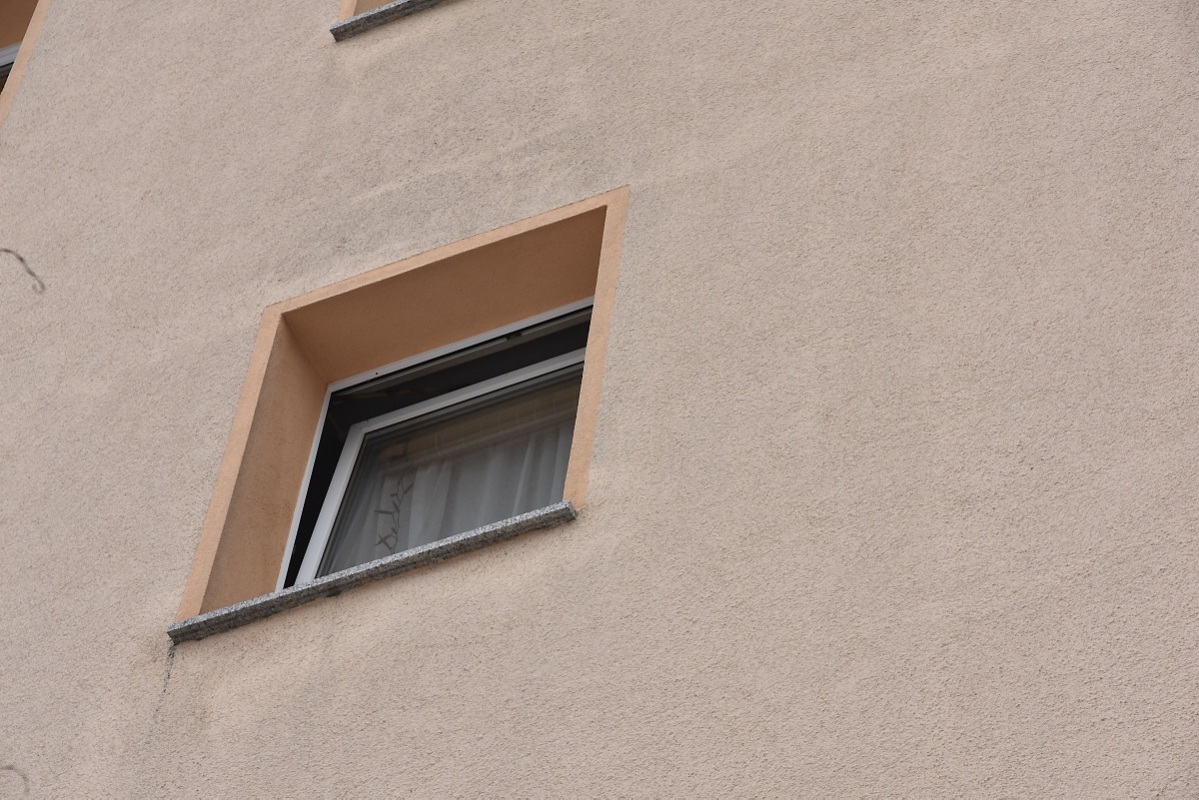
[
  {"left": 1, "top": 248, "right": 45, "bottom": 294},
  {"left": 0, "top": 764, "right": 30, "bottom": 796}
]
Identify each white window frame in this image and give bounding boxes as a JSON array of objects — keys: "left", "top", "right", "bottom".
[
  {"left": 278, "top": 297, "right": 594, "bottom": 590},
  {"left": 0, "top": 43, "right": 20, "bottom": 79}
]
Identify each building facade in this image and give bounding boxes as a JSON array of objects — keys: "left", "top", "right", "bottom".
[{"left": 2, "top": 0, "right": 1199, "bottom": 795}]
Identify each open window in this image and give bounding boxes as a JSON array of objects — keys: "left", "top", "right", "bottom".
[{"left": 282, "top": 302, "right": 592, "bottom": 588}]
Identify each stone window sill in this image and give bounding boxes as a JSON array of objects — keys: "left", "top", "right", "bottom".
[
  {"left": 331, "top": 0, "right": 449, "bottom": 41},
  {"left": 168, "top": 502, "right": 577, "bottom": 643}
]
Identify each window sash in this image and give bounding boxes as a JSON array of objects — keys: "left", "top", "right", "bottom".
[
  {"left": 276, "top": 298, "right": 594, "bottom": 591},
  {"left": 294, "top": 347, "right": 586, "bottom": 584}
]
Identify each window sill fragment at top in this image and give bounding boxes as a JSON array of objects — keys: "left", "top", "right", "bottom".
[{"left": 330, "top": 0, "right": 449, "bottom": 41}]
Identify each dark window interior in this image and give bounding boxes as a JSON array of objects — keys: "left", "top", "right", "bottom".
[{"left": 282, "top": 306, "right": 592, "bottom": 587}]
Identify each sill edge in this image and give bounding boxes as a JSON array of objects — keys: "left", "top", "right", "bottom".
[
  {"left": 330, "top": 0, "right": 449, "bottom": 41},
  {"left": 168, "top": 502, "right": 578, "bottom": 644}
]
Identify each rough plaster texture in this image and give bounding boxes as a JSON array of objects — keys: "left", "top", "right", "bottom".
[{"left": 2, "top": 0, "right": 1199, "bottom": 795}]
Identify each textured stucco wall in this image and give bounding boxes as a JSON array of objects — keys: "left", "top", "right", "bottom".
[{"left": 2, "top": 0, "right": 1199, "bottom": 795}]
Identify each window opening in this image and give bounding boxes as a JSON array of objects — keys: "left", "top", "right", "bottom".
[{"left": 281, "top": 301, "right": 592, "bottom": 588}]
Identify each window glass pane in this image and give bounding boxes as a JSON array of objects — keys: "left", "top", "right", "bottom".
[{"left": 317, "top": 368, "right": 582, "bottom": 576}]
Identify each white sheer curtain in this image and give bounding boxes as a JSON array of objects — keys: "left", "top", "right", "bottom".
[{"left": 319, "top": 377, "right": 579, "bottom": 576}]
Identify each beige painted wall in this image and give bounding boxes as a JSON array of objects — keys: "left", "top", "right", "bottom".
[{"left": 2, "top": 0, "right": 1199, "bottom": 796}]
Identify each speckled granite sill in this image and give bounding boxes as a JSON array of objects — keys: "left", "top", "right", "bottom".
[
  {"left": 330, "top": 0, "right": 449, "bottom": 41},
  {"left": 168, "top": 502, "right": 578, "bottom": 643}
]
